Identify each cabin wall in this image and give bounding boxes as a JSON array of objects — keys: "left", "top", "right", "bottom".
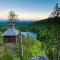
[{"left": 4, "top": 36, "right": 16, "bottom": 43}]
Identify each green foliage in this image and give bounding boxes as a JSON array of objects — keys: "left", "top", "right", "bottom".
[
  {"left": 0, "top": 47, "right": 14, "bottom": 60},
  {"left": 0, "top": 31, "right": 3, "bottom": 44},
  {"left": 0, "top": 17, "right": 60, "bottom": 60},
  {"left": 16, "top": 36, "right": 45, "bottom": 60},
  {"left": 28, "top": 17, "right": 60, "bottom": 60},
  {"left": 3, "top": 51, "right": 14, "bottom": 60},
  {"left": 0, "top": 47, "right": 21, "bottom": 60}
]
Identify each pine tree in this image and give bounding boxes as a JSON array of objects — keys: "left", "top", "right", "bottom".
[{"left": 50, "top": 3, "right": 60, "bottom": 18}]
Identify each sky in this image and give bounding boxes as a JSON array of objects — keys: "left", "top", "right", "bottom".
[{"left": 0, "top": 0, "right": 60, "bottom": 20}]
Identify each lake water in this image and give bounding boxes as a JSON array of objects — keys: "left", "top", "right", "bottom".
[{"left": 21, "top": 31, "right": 38, "bottom": 39}]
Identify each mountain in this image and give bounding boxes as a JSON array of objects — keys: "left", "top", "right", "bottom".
[
  {"left": 28, "top": 17, "right": 60, "bottom": 29},
  {"left": 0, "top": 20, "right": 33, "bottom": 26},
  {"left": 0, "top": 17, "right": 60, "bottom": 32},
  {"left": 0, "top": 19, "right": 34, "bottom": 31},
  {"left": 27, "top": 17, "right": 60, "bottom": 41}
]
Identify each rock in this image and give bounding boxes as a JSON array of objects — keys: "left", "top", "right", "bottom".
[{"left": 29, "top": 56, "right": 49, "bottom": 60}]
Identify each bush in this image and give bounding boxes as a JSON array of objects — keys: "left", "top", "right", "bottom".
[{"left": 0, "top": 31, "right": 3, "bottom": 44}]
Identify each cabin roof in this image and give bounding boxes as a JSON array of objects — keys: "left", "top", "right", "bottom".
[{"left": 3, "top": 28, "right": 19, "bottom": 36}]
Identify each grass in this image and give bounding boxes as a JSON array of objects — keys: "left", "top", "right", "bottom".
[
  {"left": 0, "top": 36, "right": 3, "bottom": 44},
  {"left": 0, "top": 31, "right": 3, "bottom": 44}
]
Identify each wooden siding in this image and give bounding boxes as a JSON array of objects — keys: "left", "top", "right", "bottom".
[{"left": 4, "top": 36, "right": 16, "bottom": 43}]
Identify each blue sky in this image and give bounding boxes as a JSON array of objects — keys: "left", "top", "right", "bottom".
[{"left": 0, "top": 0, "right": 60, "bottom": 20}]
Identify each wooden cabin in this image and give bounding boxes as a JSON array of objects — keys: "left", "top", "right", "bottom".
[
  {"left": 3, "top": 27, "right": 19, "bottom": 43},
  {"left": 3, "top": 11, "right": 20, "bottom": 43}
]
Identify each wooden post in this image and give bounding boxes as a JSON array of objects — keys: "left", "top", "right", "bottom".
[{"left": 21, "top": 34, "right": 23, "bottom": 60}]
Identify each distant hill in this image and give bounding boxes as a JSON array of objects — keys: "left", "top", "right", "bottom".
[
  {"left": 0, "top": 20, "right": 33, "bottom": 26},
  {"left": 27, "top": 17, "right": 60, "bottom": 40},
  {"left": 0, "top": 20, "right": 34, "bottom": 31},
  {"left": 0, "top": 17, "right": 60, "bottom": 32},
  {"left": 28, "top": 17, "right": 60, "bottom": 28}
]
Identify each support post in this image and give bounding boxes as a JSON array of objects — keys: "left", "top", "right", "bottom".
[{"left": 21, "top": 34, "right": 23, "bottom": 60}]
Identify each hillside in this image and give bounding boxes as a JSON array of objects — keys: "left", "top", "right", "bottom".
[
  {"left": 0, "top": 17, "right": 60, "bottom": 60},
  {"left": 28, "top": 17, "right": 60, "bottom": 60},
  {"left": 0, "top": 17, "right": 60, "bottom": 32},
  {"left": 0, "top": 20, "right": 33, "bottom": 31},
  {"left": 29, "top": 17, "right": 60, "bottom": 28}
]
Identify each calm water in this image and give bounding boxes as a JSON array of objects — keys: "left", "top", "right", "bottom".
[{"left": 21, "top": 31, "right": 38, "bottom": 39}]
